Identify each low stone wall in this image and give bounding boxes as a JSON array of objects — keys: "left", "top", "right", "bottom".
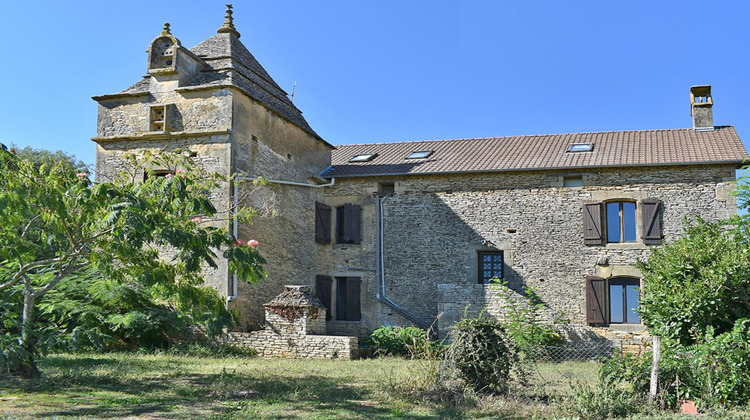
[
  {"left": 226, "top": 331, "right": 358, "bottom": 359},
  {"left": 592, "top": 327, "right": 651, "bottom": 356}
]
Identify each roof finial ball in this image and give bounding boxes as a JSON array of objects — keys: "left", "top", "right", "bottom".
[
  {"left": 161, "top": 22, "right": 171, "bottom": 36},
  {"left": 217, "top": 4, "right": 240, "bottom": 38}
]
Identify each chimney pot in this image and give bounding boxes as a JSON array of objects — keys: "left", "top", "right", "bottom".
[{"left": 690, "top": 85, "right": 714, "bottom": 131}]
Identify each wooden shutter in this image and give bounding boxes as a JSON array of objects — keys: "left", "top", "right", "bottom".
[
  {"left": 583, "top": 201, "right": 604, "bottom": 245},
  {"left": 343, "top": 203, "right": 362, "bottom": 244},
  {"left": 641, "top": 198, "right": 662, "bottom": 245},
  {"left": 315, "top": 202, "right": 331, "bottom": 244},
  {"left": 345, "top": 277, "right": 362, "bottom": 321},
  {"left": 315, "top": 275, "right": 333, "bottom": 321},
  {"left": 586, "top": 275, "right": 607, "bottom": 325}
]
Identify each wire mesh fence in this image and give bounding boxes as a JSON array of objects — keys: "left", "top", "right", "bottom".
[{"left": 520, "top": 341, "right": 616, "bottom": 396}]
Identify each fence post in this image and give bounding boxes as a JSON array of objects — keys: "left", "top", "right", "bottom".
[{"left": 649, "top": 335, "right": 661, "bottom": 400}]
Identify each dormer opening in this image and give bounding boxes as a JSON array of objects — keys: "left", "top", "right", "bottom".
[{"left": 149, "top": 37, "right": 176, "bottom": 70}]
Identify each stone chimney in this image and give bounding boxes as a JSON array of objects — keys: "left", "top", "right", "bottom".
[{"left": 690, "top": 85, "right": 714, "bottom": 131}]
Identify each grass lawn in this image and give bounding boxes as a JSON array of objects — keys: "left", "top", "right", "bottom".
[
  {"left": 0, "top": 352, "right": 544, "bottom": 419},
  {"left": 1, "top": 353, "right": 747, "bottom": 419}
]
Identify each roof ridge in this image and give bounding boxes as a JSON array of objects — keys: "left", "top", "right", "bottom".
[{"left": 335, "top": 126, "right": 735, "bottom": 148}]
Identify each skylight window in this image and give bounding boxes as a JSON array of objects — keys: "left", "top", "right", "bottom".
[
  {"left": 567, "top": 143, "right": 594, "bottom": 153},
  {"left": 405, "top": 150, "right": 434, "bottom": 159},
  {"left": 349, "top": 153, "right": 378, "bottom": 163}
]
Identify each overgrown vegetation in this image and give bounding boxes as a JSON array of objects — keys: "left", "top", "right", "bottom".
[
  {"left": 367, "top": 325, "right": 442, "bottom": 358},
  {"left": 637, "top": 217, "right": 750, "bottom": 345},
  {"left": 0, "top": 147, "right": 266, "bottom": 377},
  {"left": 441, "top": 313, "right": 519, "bottom": 395},
  {"left": 491, "top": 279, "right": 563, "bottom": 351}
]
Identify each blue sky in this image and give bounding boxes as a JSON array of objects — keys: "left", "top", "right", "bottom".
[{"left": 1, "top": 1, "right": 749, "bottom": 168}]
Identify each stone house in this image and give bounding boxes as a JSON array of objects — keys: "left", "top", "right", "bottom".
[{"left": 92, "top": 8, "right": 748, "bottom": 342}]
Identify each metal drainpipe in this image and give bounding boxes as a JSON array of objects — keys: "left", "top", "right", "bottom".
[
  {"left": 227, "top": 176, "right": 335, "bottom": 301},
  {"left": 376, "top": 194, "right": 431, "bottom": 330}
]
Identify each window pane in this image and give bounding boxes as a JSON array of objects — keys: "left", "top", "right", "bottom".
[
  {"left": 626, "top": 285, "right": 640, "bottom": 324},
  {"left": 609, "top": 285, "right": 624, "bottom": 323},
  {"left": 607, "top": 202, "right": 621, "bottom": 243},
  {"left": 623, "top": 202, "right": 636, "bottom": 242},
  {"left": 483, "top": 255, "right": 491, "bottom": 262}
]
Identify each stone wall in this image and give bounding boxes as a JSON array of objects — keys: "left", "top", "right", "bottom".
[
  {"left": 318, "top": 165, "right": 738, "bottom": 337},
  {"left": 225, "top": 331, "right": 358, "bottom": 359}
]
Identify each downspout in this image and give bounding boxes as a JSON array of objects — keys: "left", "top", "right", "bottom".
[
  {"left": 227, "top": 176, "right": 335, "bottom": 301},
  {"left": 375, "top": 194, "right": 432, "bottom": 331}
]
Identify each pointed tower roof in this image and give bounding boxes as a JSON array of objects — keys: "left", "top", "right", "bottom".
[{"left": 98, "top": 5, "right": 328, "bottom": 146}]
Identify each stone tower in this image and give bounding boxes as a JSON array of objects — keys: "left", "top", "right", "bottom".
[{"left": 92, "top": 5, "right": 333, "bottom": 329}]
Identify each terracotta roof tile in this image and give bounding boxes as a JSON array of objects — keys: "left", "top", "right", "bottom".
[{"left": 329, "top": 127, "right": 748, "bottom": 177}]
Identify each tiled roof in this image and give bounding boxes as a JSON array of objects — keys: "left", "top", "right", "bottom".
[{"left": 329, "top": 126, "right": 749, "bottom": 177}]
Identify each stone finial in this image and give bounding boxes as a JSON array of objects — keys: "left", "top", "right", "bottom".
[
  {"left": 217, "top": 4, "right": 241, "bottom": 38},
  {"left": 161, "top": 22, "right": 171, "bottom": 36}
]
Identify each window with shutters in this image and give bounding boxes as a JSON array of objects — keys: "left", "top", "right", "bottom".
[
  {"left": 315, "top": 202, "right": 331, "bottom": 244},
  {"left": 586, "top": 276, "right": 641, "bottom": 325},
  {"left": 478, "top": 251, "right": 504, "bottom": 284},
  {"left": 582, "top": 198, "right": 662, "bottom": 245},
  {"left": 335, "top": 277, "right": 361, "bottom": 321},
  {"left": 336, "top": 204, "right": 362, "bottom": 244}
]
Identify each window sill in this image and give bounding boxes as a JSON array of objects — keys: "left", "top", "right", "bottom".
[
  {"left": 605, "top": 324, "right": 646, "bottom": 333},
  {"left": 602, "top": 242, "right": 649, "bottom": 250}
]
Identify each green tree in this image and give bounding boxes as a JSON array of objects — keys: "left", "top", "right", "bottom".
[
  {"left": 637, "top": 217, "right": 750, "bottom": 345},
  {"left": 0, "top": 147, "right": 265, "bottom": 377}
]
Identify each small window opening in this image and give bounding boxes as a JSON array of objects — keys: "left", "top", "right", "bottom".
[
  {"left": 406, "top": 150, "right": 433, "bottom": 159},
  {"left": 567, "top": 143, "right": 594, "bottom": 153},
  {"left": 378, "top": 182, "right": 395, "bottom": 196},
  {"left": 349, "top": 153, "right": 378, "bottom": 163},
  {"left": 189, "top": 150, "right": 198, "bottom": 157},
  {"left": 564, "top": 176, "right": 584, "bottom": 187},
  {"left": 287, "top": 153, "right": 293, "bottom": 160},
  {"left": 143, "top": 169, "right": 174, "bottom": 181},
  {"left": 149, "top": 105, "right": 168, "bottom": 132}
]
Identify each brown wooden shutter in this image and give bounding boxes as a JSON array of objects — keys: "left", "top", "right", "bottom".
[
  {"left": 586, "top": 275, "right": 607, "bottom": 325},
  {"left": 315, "top": 275, "right": 333, "bottom": 321},
  {"left": 343, "top": 204, "right": 362, "bottom": 244},
  {"left": 583, "top": 201, "right": 604, "bottom": 245},
  {"left": 345, "top": 277, "right": 361, "bottom": 321},
  {"left": 641, "top": 198, "right": 662, "bottom": 245},
  {"left": 315, "top": 202, "right": 331, "bottom": 244}
]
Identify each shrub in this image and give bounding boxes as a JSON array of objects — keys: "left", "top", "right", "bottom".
[
  {"left": 441, "top": 313, "right": 517, "bottom": 394},
  {"left": 369, "top": 326, "right": 441, "bottom": 358},
  {"left": 491, "top": 279, "right": 562, "bottom": 351},
  {"left": 637, "top": 217, "right": 750, "bottom": 345}
]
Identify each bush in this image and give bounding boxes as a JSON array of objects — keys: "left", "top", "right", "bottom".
[
  {"left": 441, "top": 313, "right": 517, "bottom": 394},
  {"left": 637, "top": 217, "right": 750, "bottom": 345},
  {"left": 491, "top": 279, "right": 562, "bottom": 351},
  {"left": 369, "top": 326, "right": 441, "bottom": 358},
  {"left": 597, "top": 321, "right": 750, "bottom": 410}
]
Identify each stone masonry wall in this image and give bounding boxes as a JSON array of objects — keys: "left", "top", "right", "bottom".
[
  {"left": 225, "top": 331, "right": 358, "bottom": 359},
  {"left": 319, "top": 165, "right": 737, "bottom": 337},
  {"left": 227, "top": 92, "right": 332, "bottom": 330}
]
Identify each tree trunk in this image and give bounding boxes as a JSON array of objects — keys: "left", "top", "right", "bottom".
[{"left": 17, "top": 276, "right": 40, "bottom": 378}]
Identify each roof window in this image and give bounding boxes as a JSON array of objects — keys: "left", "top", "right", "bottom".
[
  {"left": 349, "top": 153, "right": 378, "bottom": 163},
  {"left": 567, "top": 143, "right": 594, "bottom": 153},
  {"left": 405, "top": 150, "right": 434, "bottom": 159}
]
